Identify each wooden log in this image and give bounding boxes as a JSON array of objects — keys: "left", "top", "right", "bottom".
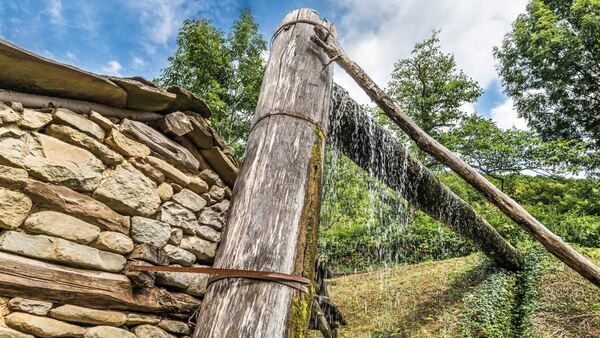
[
  {"left": 0, "top": 251, "right": 201, "bottom": 313},
  {"left": 192, "top": 8, "right": 334, "bottom": 337},
  {"left": 0, "top": 89, "right": 162, "bottom": 121},
  {"left": 329, "top": 85, "right": 523, "bottom": 270},
  {"left": 313, "top": 30, "right": 600, "bottom": 287},
  {"left": 120, "top": 118, "right": 200, "bottom": 172}
]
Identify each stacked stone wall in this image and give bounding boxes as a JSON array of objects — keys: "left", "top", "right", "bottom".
[{"left": 0, "top": 101, "right": 232, "bottom": 337}]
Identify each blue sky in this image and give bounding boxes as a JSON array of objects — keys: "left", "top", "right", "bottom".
[{"left": 0, "top": 0, "right": 529, "bottom": 128}]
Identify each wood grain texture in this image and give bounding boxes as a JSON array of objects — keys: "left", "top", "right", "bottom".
[
  {"left": 312, "top": 28, "right": 600, "bottom": 287},
  {"left": 0, "top": 251, "right": 201, "bottom": 313},
  {"left": 193, "top": 8, "right": 334, "bottom": 337},
  {"left": 329, "top": 85, "right": 523, "bottom": 270}
]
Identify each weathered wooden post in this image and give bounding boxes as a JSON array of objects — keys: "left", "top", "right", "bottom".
[{"left": 193, "top": 9, "right": 334, "bottom": 337}]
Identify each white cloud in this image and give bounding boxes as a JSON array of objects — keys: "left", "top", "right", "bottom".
[
  {"left": 101, "top": 60, "right": 122, "bottom": 76},
  {"left": 126, "top": 0, "right": 210, "bottom": 49},
  {"left": 490, "top": 98, "right": 528, "bottom": 130},
  {"left": 328, "top": 0, "right": 529, "bottom": 106},
  {"left": 65, "top": 51, "right": 76, "bottom": 61},
  {"left": 459, "top": 102, "right": 476, "bottom": 116},
  {"left": 48, "top": 0, "right": 63, "bottom": 26},
  {"left": 132, "top": 56, "right": 145, "bottom": 69}
]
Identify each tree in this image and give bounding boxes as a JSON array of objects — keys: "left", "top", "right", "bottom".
[
  {"left": 158, "top": 9, "right": 267, "bottom": 158},
  {"left": 442, "top": 114, "right": 591, "bottom": 189},
  {"left": 387, "top": 31, "right": 482, "bottom": 142},
  {"left": 494, "top": 0, "right": 600, "bottom": 146}
]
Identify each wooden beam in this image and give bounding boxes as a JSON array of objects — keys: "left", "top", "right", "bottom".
[
  {"left": 0, "top": 89, "right": 162, "bottom": 122},
  {"left": 0, "top": 251, "right": 201, "bottom": 313},
  {"left": 329, "top": 85, "right": 523, "bottom": 270},
  {"left": 193, "top": 8, "right": 334, "bottom": 337},
  {"left": 313, "top": 30, "right": 600, "bottom": 287}
]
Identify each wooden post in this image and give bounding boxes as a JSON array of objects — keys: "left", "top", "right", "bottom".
[
  {"left": 330, "top": 85, "right": 523, "bottom": 270},
  {"left": 192, "top": 9, "right": 334, "bottom": 337}
]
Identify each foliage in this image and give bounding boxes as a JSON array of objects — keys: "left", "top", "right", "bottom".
[
  {"left": 494, "top": 0, "right": 600, "bottom": 146},
  {"left": 386, "top": 31, "right": 481, "bottom": 149},
  {"left": 441, "top": 114, "right": 593, "bottom": 180},
  {"left": 158, "top": 8, "right": 266, "bottom": 158}
]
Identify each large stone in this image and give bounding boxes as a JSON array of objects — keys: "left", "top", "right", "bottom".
[
  {"left": 196, "top": 225, "right": 220, "bottom": 243},
  {"left": 200, "top": 147, "right": 238, "bottom": 188},
  {"left": 171, "top": 189, "right": 206, "bottom": 213},
  {"left": 24, "top": 180, "right": 130, "bottom": 234},
  {"left": 155, "top": 265, "right": 194, "bottom": 289},
  {"left": 129, "top": 158, "right": 165, "bottom": 183},
  {"left": 92, "top": 231, "right": 134, "bottom": 254},
  {"left": 93, "top": 163, "right": 160, "bottom": 217},
  {"left": 84, "top": 326, "right": 136, "bottom": 338},
  {"left": 0, "top": 102, "right": 20, "bottom": 124},
  {"left": 105, "top": 129, "right": 150, "bottom": 158},
  {"left": 130, "top": 217, "right": 170, "bottom": 247},
  {"left": 146, "top": 156, "right": 190, "bottom": 186},
  {"left": 188, "top": 177, "right": 208, "bottom": 194},
  {"left": 128, "top": 244, "right": 169, "bottom": 266},
  {"left": 23, "top": 211, "right": 101, "bottom": 244},
  {"left": 186, "top": 270, "right": 210, "bottom": 296},
  {"left": 199, "top": 169, "right": 221, "bottom": 186},
  {"left": 18, "top": 109, "right": 52, "bottom": 130},
  {"left": 0, "top": 164, "right": 28, "bottom": 189},
  {"left": 5, "top": 312, "right": 86, "bottom": 337},
  {"left": 46, "top": 124, "right": 123, "bottom": 165},
  {"left": 125, "top": 313, "right": 161, "bottom": 325},
  {"left": 0, "top": 187, "right": 32, "bottom": 230},
  {"left": 156, "top": 202, "right": 199, "bottom": 235},
  {"left": 163, "top": 244, "right": 195, "bottom": 266},
  {"left": 0, "top": 231, "right": 126, "bottom": 272},
  {"left": 168, "top": 228, "right": 183, "bottom": 246},
  {"left": 49, "top": 304, "right": 127, "bottom": 326},
  {"left": 0, "top": 326, "right": 34, "bottom": 338},
  {"left": 158, "top": 319, "right": 190, "bottom": 335},
  {"left": 155, "top": 183, "right": 173, "bottom": 202},
  {"left": 110, "top": 77, "right": 176, "bottom": 112},
  {"left": 8, "top": 298, "right": 53, "bottom": 316},
  {"left": 0, "top": 129, "right": 104, "bottom": 192},
  {"left": 53, "top": 108, "right": 105, "bottom": 141},
  {"left": 88, "top": 111, "right": 116, "bottom": 131},
  {"left": 179, "top": 236, "right": 216, "bottom": 262},
  {"left": 131, "top": 325, "right": 175, "bottom": 338},
  {"left": 166, "top": 86, "right": 212, "bottom": 117},
  {"left": 208, "top": 185, "right": 225, "bottom": 202},
  {"left": 213, "top": 199, "right": 230, "bottom": 213},
  {"left": 197, "top": 207, "right": 225, "bottom": 231}
]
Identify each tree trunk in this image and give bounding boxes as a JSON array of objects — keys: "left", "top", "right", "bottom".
[
  {"left": 192, "top": 9, "right": 334, "bottom": 337},
  {"left": 314, "top": 32, "right": 600, "bottom": 287},
  {"left": 329, "top": 85, "right": 523, "bottom": 270}
]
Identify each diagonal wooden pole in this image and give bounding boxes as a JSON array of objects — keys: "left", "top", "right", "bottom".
[
  {"left": 192, "top": 9, "right": 334, "bottom": 337},
  {"left": 312, "top": 27, "right": 600, "bottom": 287}
]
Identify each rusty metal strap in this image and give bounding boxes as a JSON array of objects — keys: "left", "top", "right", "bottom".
[{"left": 128, "top": 265, "right": 310, "bottom": 293}]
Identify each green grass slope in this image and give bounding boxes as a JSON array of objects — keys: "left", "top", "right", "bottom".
[{"left": 326, "top": 248, "right": 600, "bottom": 337}]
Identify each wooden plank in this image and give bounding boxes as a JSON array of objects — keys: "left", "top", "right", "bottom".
[
  {"left": 192, "top": 8, "right": 334, "bottom": 338},
  {"left": 313, "top": 29, "right": 600, "bottom": 288},
  {"left": 0, "top": 39, "right": 127, "bottom": 107},
  {"left": 329, "top": 85, "right": 523, "bottom": 270},
  {"left": 0, "top": 251, "right": 201, "bottom": 313},
  {"left": 120, "top": 118, "right": 200, "bottom": 172},
  {"left": 0, "top": 89, "right": 163, "bottom": 122}
]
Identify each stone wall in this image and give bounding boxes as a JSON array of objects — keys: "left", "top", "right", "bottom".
[{"left": 0, "top": 102, "right": 233, "bottom": 338}]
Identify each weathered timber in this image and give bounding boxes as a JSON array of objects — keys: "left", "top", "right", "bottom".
[
  {"left": 0, "top": 89, "right": 163, "bottom": 122},
  {"left": 329, "top": 85, "right": 523, "bottom": 270},
  {"left": 120, "top": 118, "right": 200, "bottom": 172},
  {"left": 0, "top": 39, "right": 126, "bottom": 107},
  {"left": 0, "top": 251, "right": 201, "bottom": 313},
  {"left": 313, "top": 30, "right": 600, "bottom": 287},
  {"left": 193, "top": 8, "right": 334, "bottom": 337}
]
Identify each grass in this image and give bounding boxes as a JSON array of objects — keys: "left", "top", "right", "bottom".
[{"left": 324, "top": 247, "right": 600, "bottom": 337}]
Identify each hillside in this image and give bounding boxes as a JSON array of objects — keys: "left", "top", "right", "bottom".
[{"left": 326, "top": 247, "right": 600, "bottom": 337}]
